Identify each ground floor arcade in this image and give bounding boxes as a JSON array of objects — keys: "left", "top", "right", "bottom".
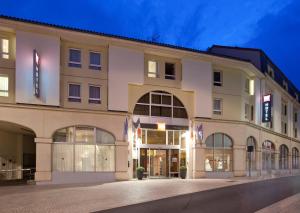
[{"left": 0, "top": 105, "right": 299, "bottom": 184}]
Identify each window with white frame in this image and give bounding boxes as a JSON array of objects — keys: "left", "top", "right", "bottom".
[
  {"left": 0, "top": 76, "right": 8, "bottom": 97},
  {"left": 68, "top": 83, "right": 81, "bottom": 102},
  {"left": 89, "top": 85, "right": 101, "bottom": 104},
  {"left": 89, "top": 52, "right": 101, "bottom": 70},
  {"left": 245, "top": 103, "right": 249, "bottom": 120},
  {"left": 133, "top": 91, "right": 188, "bottom": 118},
  {"left": 68, "top": 49, "right": 81, "bottom": 68},
  {"left": 1, "top": 38, "right": 9, "bottom": 59},
  {"left": 245, "top": 78, "right": 250, "bottom": 93},
  {"left": 213, "top": 98, "right": 222, "bottom": 115},
  {"left": 165, "top": 63, "right": 175, "bottom": 80},
  {"left": 213, "top": 71, "right": 222, "bottom": 86},
  {"left": 148, "top": 61, "right": 158, "bottom": 78}
]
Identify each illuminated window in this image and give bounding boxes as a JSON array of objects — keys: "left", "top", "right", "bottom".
[
  {"left": 148, "top": 61, "right": 158, "bottom": 78},
  {"left": 292, "top": 147, "right": 299, "bottom": 169},
  {"left": 262, "top": 141, "right": 275, "bottom": 170},
  {"left": 68, "top": 83, "right": 81, "bottom": 102},
  {"left": 0, "top": 76, "right": 8, "bottom": 97},
  {"left": 68, "top": 49, "right": 81, "bottom": 68},
  {"left": 52, "top": 126, "right": 115, "bottom": 172},
  {"left": 205, "top": 133, "right": 233, "bottom": 172},
  {"left": 89, "top": 85, "right": 101, "bottom": 104},
  {"left": 279, "top": 145, "right": 289, "bottom": 170},
  {"left": 89, "top": 52, "right": 101, "bottom": 70},
  {"left": 165, "top": 63, "right": 175, "bottom": 80},
  {"left": 1, "top": 39, "right": 9, "bottom": 59},
  {"left": 213, "top": 70, "right": 222, "bottom": 86},
  {"left": 213, "top": 98, "right": 222, "bottom": 115}
]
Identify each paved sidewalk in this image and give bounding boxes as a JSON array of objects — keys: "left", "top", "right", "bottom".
[
  {"left": 0, "top": 175, "right": 297, "bottom": 213},
  {"left": 0, "top": 178, "right": 256, "bottom": 213},
  {"left": 256, "top": 193, "right": 300, "bottom": 213}
]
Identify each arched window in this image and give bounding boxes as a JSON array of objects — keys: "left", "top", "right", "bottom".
[
  {"left": 279, "top": 145, "right": 289, "bottom": 170},
  {"left": 292, "top": 147, "right": 299, "bottom": 169},
  {"left": 52, "top": 126, "right": 115, "bottom": 172},
  {"left": 246, "top": 136, "right": 256, "bottom": 171},
  {"left": 262, "top": 141, "right": 275, "bottom": 170},
  {"left": 205, "top": 133, "right": 233, "bottom": 172},
  {"left": 133, "top": 91, "right": 188, "bottom": 118}
]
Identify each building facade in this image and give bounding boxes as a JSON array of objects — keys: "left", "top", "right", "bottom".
[{"left": 0, "top": 16, "right": 299, "bottom": 184}]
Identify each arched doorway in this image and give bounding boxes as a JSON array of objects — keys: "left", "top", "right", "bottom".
[
  {"left": 279, "top": 144, "right": 289, "bottom": 170},
  {"left": 262, "top": 140, "right": 275, "bottom": 172},
  {"left": 292, "top": 147, "right": 299, "bottom": 169},
  {"left": 204, "top": 133, "right": 233, "bottom": 173},
  {"left": 0, "top": 121, "right": 36, "bottom": 184},
  {"left": 132, "top": 91, "right": 189, "bottom": 178}
]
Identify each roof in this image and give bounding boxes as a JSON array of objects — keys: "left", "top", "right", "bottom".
[
  {"left": 209, "top": 45, "right": 300, "bottom": 101},
  {"left": 0, "top": 15, "right": 254, "bottom": 64}
]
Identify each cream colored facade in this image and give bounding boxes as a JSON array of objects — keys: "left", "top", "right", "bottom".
[{"left": 0, "top": 16, "right": 299, "bottom": 184}]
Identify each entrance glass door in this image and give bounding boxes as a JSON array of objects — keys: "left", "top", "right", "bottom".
[{"left": 149, "top": 150, "right": 167, "bottom": 177}]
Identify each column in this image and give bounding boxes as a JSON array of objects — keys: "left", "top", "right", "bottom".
[
  {"left": 272, "top": 89, "right": 282, "bottom": 134},
  {"left": 115, "top": 141, "right": 129, "bottom": 180},
  {"left": 254, "top": 77, "right": 262, "bottom": 125},
  {"left": 233, "top": 145, "right": 246, "bottom": 177},
  {"left": 192, "top": 142, "right": 205, "bottom": 178},
  {"left": 35, "top": 137, "right": 52, "bottom": 182}
]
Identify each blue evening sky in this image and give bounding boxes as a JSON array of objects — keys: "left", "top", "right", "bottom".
[{"left": 1, "top": 0, "right": 299, "bottom": 88}]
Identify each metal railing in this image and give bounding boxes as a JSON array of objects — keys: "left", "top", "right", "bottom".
[{"left": 0, "top": 168, "right": 35, "bottom": 181}]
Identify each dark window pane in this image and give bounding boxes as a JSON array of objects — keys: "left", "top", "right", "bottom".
[
  {"left": 161, "top": 107, "right": 172, "bottom": 117},
  {"left": 90, "top": 52, "right": 100, "bottom": 65},
  {"left": 151, "top": 106, "right": 161, "bottom": 116},
  {"left": 173, "top": 97, "right": 184, "bottom": 107},
  {"left": 137, "top": 94, "right": 149, "bottom": 104},
  {"left": 69, "top": 84, "right": 80, "bottom": 97},
  {"left": 165, "top": 63, "right": 175, "bottom": 80},
  {"left": 133, "top": 104, "right": 149, "bottom": 116},
  {"left": 173, "top": 108, "right": 188, "bottom": 118},
  {"left": 89, "top": 86, "right": 101, "bottom": 104},
  {"left": 69, "top": 49, "right": 81, "bottom": 63},
  {"left": 214, "top": 72, "right": 221, "bottom": 82},
  {"left": 151, "top": 94, "right": 161, "bottom": 104},
  {"left": 151, "top": 106, "right": 171, "bottom": 117},
  {"left": 162, "top": 95, "right": 171, "bottom": 105}
]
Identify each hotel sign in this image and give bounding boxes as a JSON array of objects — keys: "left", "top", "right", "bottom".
[
  {"left": 33, "top": 49, "right": 40, "bottom": 97},
  {"left": 262, "top": 94, "right": 272, "bottom": 122}
]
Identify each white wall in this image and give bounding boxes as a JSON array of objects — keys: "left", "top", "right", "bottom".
[
  {"left": 108, "top": 45, "right": 144, "bottom": 112},
  {"left": 16, "top": 31, "right": 60, "bottom": 106},
  {"left": 182, "top": 58, "right": 212, "bottom": 118},
  {"left": 254, "top": 77, "right": 262, "bottom": 125}
]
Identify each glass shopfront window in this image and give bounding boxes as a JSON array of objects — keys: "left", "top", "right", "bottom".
[
  {"left": 205, "top": 133, "right": 233, "bottom": 172},
  {"left": 52, "top": 126, "right": 115, "bottom": 172},
  {"left": 246, "top": 136, "right": 256, "bottom": 171},
  {"left": 262, "top": 141, "right": 276, "bottom": 170},
  {"left": 279, "top": 144, "right": 289, "bottom": 170},
  {"left": 292, "top": 147, "right": 299, "bottom": 169}
]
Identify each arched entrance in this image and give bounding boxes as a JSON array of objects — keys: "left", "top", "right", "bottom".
[
  {"left": 246, "top": 136, "right": 256, "bottom": 176},
  {"left": 132, "top": 91, "right": 189, "bottom": 178},
  {"left": 262, "top": 140, "right": 275, "bottom": 172},
  {"left": 0, "top": 121, "right": 36, "bottom": 184}
]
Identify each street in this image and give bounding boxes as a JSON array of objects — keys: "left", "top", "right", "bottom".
[{"left": 98, "top": 175, "right": 300, "bottom": 213}]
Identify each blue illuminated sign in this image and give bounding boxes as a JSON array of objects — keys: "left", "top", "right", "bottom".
[
  {"left": 33, "top": 49, "right": 40, "bottom": 97},
  {"left": 262, "top": 94, "right": 272, "bottom": 123}
]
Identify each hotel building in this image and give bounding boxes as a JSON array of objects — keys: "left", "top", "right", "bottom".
[{"left": 0, "top": 15, "right": 299, "bottom": 184}]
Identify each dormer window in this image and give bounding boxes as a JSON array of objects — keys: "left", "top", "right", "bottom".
[
  {"left": 267, "top": 65, "right": 274, "bottom": 79},
  {"left": 283, "top": 81, "right": 288, "bottom": 91},
  {"left": 295, "top": 93, "right": 299, "bottom": 101}
]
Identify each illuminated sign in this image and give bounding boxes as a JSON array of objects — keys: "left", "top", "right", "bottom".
[
  {"left": 262, "top": 94, "right": 272, "bottom": 122},
  {"left": 33, "top": 49, "right": 40, "bottom": 97},
  {"left": 157, "top": 123, "right": 166, "bottom": 131}
]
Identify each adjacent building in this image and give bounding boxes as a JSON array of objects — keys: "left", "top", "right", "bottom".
[{"left": 0, "top": 15, "right": 299, "bottom": 184}]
